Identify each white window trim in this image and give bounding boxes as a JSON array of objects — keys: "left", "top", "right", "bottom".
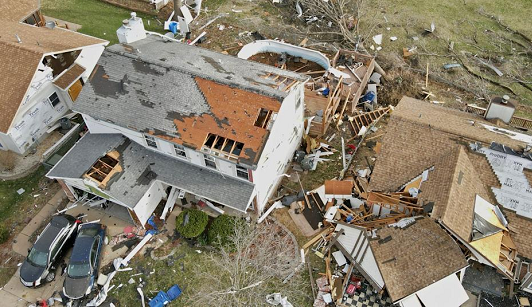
[
  {"left": 144, "top": 134, "right": 158, "bottom": 149},
  {"left": 204, "top": 154, "right": 217, "bottom": 169},
  {"left": 236, "top": 165, "right": 249, "bottom": 180},
  {"left": 173, "top": 144, "right": 187, "bottom": 158},
  {"left": 49, "top": 92, "right": 60, "bottom": 107}
]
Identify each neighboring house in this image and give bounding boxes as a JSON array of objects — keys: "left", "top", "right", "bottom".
[
  {"left": 47, "top": 33, "right": 308, "bottom": 226},
  {"left": 369, "top": 96, "right": 532, "bottom": 283},
  {"left": 370, "top": 217, "right": 469, "bottom": 307},
  {"left": 334, "top": 217, "right": 469, "bottom": 307},
  {"left": 0, "top": 0, "right": 108, "bottom": 154}
]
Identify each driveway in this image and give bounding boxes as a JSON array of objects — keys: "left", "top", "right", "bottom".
[
  {"left": 0, "top": 266, "right": 66, "bottom": 306},
  {"left": 2, "top": 191, "right": 135, "bottom": 306}
]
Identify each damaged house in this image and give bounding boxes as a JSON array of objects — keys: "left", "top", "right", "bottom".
[
  {"left": 367, "top": 96, "right": 532, "bottom": 296},
  {"left": 47, "top": 33, "right": 309, "bottom": 227},
  {"left": 0, "top": 0, "right": 107, "bottom": 154}
]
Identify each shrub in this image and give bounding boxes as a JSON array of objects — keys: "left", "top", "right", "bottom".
[
  {"left": 207, "top": 215, "right": 242, "bottom": 246},
  {"left": 175, "top": 209, "right": 208, "bottom": 238},
  {"left": 0, "top": 225, "right": 10, "bottom": 244}
]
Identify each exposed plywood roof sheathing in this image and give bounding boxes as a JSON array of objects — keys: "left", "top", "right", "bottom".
[{"left": 84, "top": 150, "right": 122, "bottom": 188}]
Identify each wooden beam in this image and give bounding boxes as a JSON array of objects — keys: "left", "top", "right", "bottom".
[{"left": 302, "top": 228, "right": 332, "bottom": 250}]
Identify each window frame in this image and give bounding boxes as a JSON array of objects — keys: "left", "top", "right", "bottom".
[
  {"left": 204, "top": 154, "right": 217, "bottom": 169},
  {"left": 173, "top": 144, "right": 187, "bottom": 158},
  {"left": 236, "top": 165, "right": 249, "bottom": 180},
  {"left": 49, "top": 92, "right": 60, "bottom": 107},
  {"left": 144, "top": 135, "right": 158, "bottom": 149}
]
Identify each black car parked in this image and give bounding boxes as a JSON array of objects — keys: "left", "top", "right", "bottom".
[
  {"left": 63, "top": 222, "right": 106, "bottom": 300},
  {"left": 20, "top": 214, "right": 79, "bottom": 287}
]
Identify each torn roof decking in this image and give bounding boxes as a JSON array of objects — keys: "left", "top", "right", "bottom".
[
  {"left": 369, "top": 217, "right": 468, "bottom": 303},
  {"left": 47, "top": 133, "right": 255, "bottom": 211},
  {"left": 74, "top": 36, "right": 308, "bottom": 166},
  {"left": 0, "top": 3, "right": 107, "bottom": 133},
  {"left": 54, "top": 63, "right": 86, "bottom": 90}
]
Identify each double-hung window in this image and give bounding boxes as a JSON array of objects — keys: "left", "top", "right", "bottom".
[{"left": 144, "top": 135, "right": 158, "bottom": 148}]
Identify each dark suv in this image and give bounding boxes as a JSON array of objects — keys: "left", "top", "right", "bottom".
[
  {"left": 63, "top": 222, "right": 106, "bottom": 300},
  {"left": 20, "top": 214, "right": 79, "bottom": 287}
]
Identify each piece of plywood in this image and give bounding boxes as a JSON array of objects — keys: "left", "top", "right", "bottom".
[
  {"left": 68, "top": 78, "right": 83, "bottom": 101},
  {"left": 470, "top": 232, "right": 503, "bottom": 265},
  {"left": 403, "top": 176, "right": 423, "bottom": 192},
  {"left": 415, "top": 274, "right": 469, "bottom": 307},
  {"left": 325, "top": 180, "right": 354, "bottom": 196}
]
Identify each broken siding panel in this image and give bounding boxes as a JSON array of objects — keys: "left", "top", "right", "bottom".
[{"left": 334, "top": 223, "right": 385, "bottom": 290}]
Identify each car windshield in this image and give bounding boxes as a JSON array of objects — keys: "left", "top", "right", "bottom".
[
  {"left": 27, "top": 248, "right": 48, "bottom": 267},
  {"left": 67, "top": 262, "right": 91, "bottom": 278}
]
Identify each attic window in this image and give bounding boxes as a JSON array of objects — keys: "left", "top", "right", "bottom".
[
  {"left": 202, "top": 133, "right": 244, "bottom": 160},
  {"left": 84, "top": 151, "right": 122, "bottom": 187},
  {"left": 254, "top": 108, "right": 274, "bottom": 129}
]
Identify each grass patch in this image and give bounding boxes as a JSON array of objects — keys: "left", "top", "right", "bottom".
[
  {"left": 359, "top": 0, "right": 532, "bottom": 106},
  {"left": 0, "top": 267, "right": 17, "bottom": 287},
  {"left": 0, "top": 166, "right": 47, "bottom": 224},
  {"left": 109, "top": 243, "right": 217, "bottom": 306},
  {"left": 41, "top": 0, "right": 163, "bottom": 45}
]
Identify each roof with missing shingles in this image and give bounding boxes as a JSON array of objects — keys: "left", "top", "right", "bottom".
[
  {"left": 47, "top": 133, "right": 255, "bottom": 212},
  {"left": 73, "top": 36, "right": 308, "bottom": 166}
]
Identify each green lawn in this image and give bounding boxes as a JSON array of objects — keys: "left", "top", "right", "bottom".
[
  {"left": 359, "top": 0, "right": 532, "bottom": 109},
  {"left": 41, "top": 0, "right": 163, "bottom": 45}
]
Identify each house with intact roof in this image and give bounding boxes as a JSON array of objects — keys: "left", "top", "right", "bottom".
[
  {"left": 47, "top": 21, "right": 309, "bottom": 227},
  {"left": 0, "top": 0, "right": 108, "bottom": 154}
]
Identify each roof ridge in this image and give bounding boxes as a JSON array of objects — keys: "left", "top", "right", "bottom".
[
  {"left": 106, "top": 47, "right": 287, "bottom": 101},
  {"left": 0, "top": 35, "right": 43, "bottom": 55}
]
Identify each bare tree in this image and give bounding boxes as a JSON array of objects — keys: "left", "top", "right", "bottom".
[
  {"left": 186, "top": 219, "right": 309, "bottom": 307},
  {"left": 296, "top": 0, "right": 383, "bottom": 47}
]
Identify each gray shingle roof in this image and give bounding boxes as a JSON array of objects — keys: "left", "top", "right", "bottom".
[
  {"left": 74, "top": 50, "right": 209, "bottom": 136},
  {"left": 47, "top": 133, "right": 255, "bottom": 212},
  {"left": 110, "top": 35, "right": 307, "bottom": 97}
]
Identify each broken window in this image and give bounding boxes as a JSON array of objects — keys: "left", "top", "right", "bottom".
[
  {"left": 236, "top": 165, "right": 249, "bottom": 180},
  {"left": 204, "top": 154, "right": 216, "bottom": 169},
  {"left": 24, "top": 12, "right": 44, "bottom": 27},
  {"left": 254, "top": 108, "right": 273, "bottom": 129},
  {"left": 144, "top": 135, "right": 158, "bottom": 148},
  {"left": 49, "top": 92, "right": 60, "bottom": 107},
  {"left": 202, "top": 133, "right": 244, "bottom": 160},
  {"left": 173, "top": 144, "right": 187, "bottom": 158},
  {"left": 84, "top": 151, "right": 121, "bottom": 187}
]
